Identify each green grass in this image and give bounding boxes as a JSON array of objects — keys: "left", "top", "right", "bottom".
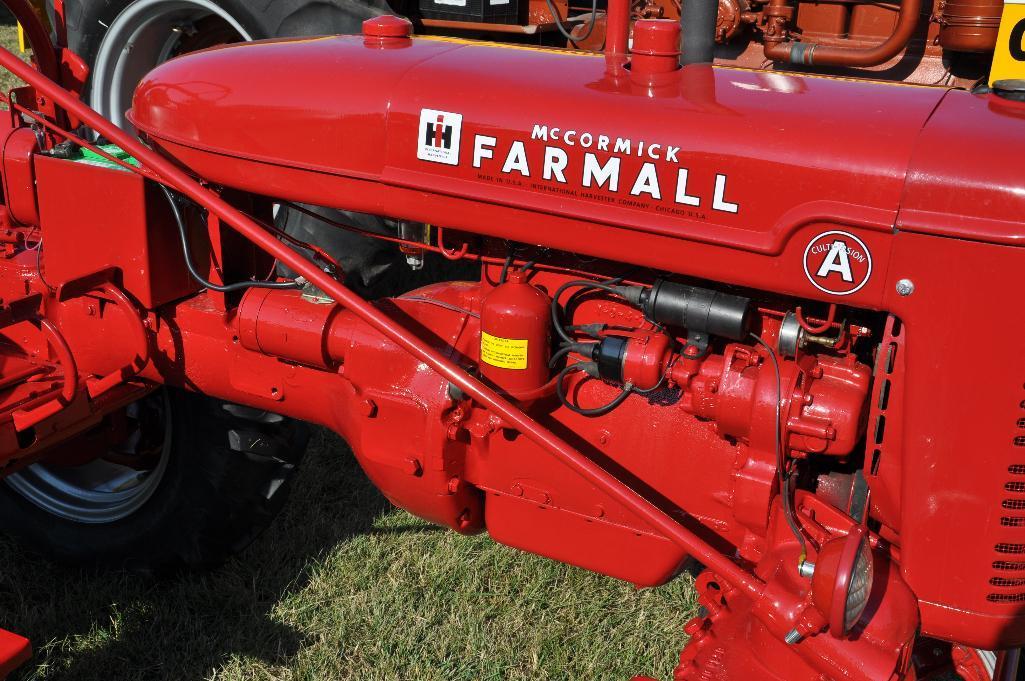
[
  {"left": 0, "top": 20, "right": 28, "bottom": 95},
  {"left": 0, "top": 430, "right": 698, "bottom": 681},
  {"left": 0, "top": 20, "right": 698, "bottom": 681}
]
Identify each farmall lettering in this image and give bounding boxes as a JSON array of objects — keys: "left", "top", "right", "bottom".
[
  {"left": 415, "top": 111, "right": 741, "bottom": 218},
  {"left": 803, "top": 230, "right": 873, "bottom": 296}
]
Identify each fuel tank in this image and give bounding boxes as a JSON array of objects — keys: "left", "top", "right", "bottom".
[
  {"left": 129, "top": 28, "right": 1025, "bottom": 302},
  {"left": 128, "top": 30, "right": 968, "bottom": 305}
]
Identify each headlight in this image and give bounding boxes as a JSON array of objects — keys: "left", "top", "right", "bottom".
[{"left": 811, "top": 525, "right": 875, "bottom": 637}]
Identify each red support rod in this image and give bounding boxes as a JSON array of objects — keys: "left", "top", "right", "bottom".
[{"left": 0, "top": 46, "right": 766, "bottom": 600}]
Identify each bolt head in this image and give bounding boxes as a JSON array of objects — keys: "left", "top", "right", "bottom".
[{"left": 895, "top": 279, "right": 915, "bottom": 297}]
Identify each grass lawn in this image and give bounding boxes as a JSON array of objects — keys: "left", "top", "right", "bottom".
[
  {"left": 0, "top": 430, "right": 697, "bottom": 680},
  {"left": 0, "top": 16, "right": 698, "bottom": 681},
  {"left": 0, "top": 17, "right": 25, "bottom": 94}
]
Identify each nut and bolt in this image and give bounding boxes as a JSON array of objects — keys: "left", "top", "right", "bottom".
[
  {"left": 895, "top": 279, "right": 915, "bottom": 297},
  {"left": 784, "top": 628, "right": 803, "bottom": 645}
]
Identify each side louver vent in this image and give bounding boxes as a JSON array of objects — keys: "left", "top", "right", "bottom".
[{"left": 989, "top": 393, "right": 1025, "bottom": 604}]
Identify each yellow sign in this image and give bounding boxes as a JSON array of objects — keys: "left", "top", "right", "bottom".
[
  {"left": 480, "top": 332, "right": 529, "bottom": 370},
  {"left": 991, "top": 0, "right": 1025, "bottom": 85}
]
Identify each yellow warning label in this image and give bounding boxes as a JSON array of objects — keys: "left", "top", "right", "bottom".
[
  {"left": 481, "top": 332, "right": 529, "bottom": 370},
  {"left": 991, "top": 0, "right": 1025, "bottom": 85}
]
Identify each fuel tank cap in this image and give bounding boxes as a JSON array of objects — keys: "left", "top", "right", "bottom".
[{"left": 362, "top": 15, "right": 413, "bottom": 39}]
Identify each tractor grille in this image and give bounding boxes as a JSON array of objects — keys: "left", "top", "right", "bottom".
[{"left": 989, "top": 397, "right": 1025, "bottom": 604}]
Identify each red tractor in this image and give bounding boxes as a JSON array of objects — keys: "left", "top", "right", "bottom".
[{"left": 0, "top": 0, "right": 1020, "bottom": 678}]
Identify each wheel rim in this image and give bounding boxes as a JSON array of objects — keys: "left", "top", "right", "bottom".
[
  {"left": 90, "top": 0, "right": 253, "bottom": 130},
  {"left": 4, "top": 393, "right": 173, "bottom": 524}
]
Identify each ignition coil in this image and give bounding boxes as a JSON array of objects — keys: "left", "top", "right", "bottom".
[{"left": 618, "top": 279, "right": 752, "bottom": 353}]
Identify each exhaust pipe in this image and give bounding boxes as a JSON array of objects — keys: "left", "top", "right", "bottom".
[{"left": 680, "top": 0, "right": 717, "bottom": 64}]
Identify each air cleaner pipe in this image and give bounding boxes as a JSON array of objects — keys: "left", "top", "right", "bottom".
[
  {"left": 763, "top": 0, "right": 922, "bottom": 66},
  {"left": 0, "top": 42, "right": 766, "bottom": 601}
]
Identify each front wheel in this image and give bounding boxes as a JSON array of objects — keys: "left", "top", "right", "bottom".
[{"left": 0, "top": 389, "right": 308, "bottom": 570}]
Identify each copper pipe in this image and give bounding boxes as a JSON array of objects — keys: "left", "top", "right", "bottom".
[{"left": 763, "top": 0, "right": 923, "bottom": 67}]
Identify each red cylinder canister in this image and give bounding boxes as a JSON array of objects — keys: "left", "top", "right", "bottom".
[{"left": 479, "top": 271, "right": 551, "bottom": 396}]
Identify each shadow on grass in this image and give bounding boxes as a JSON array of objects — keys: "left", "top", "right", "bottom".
[{"left": 0, "top": 428, "right": 406, "bottom": 681}]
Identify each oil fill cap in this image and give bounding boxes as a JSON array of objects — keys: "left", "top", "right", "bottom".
[{"left": 992, "top": 79, "right": 1025, "bottom": 102}]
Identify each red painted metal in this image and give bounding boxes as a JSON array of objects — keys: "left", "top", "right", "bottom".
[
  {"left": 0, "top": 628, "right": 30, "bottom": 679},
  {"left": 630, "top": 19, "right": 680, "bottom": 75},
  {"left": 0, "top": 16, "right": 772, "bottom": 603},
  {"left": 605, "top": 0, "right": 631, "bottom": 56},
  {"left": 0, "top": 4, "right": 1018, "bottom": 679},
  {"left": 479, "top": 271, "right": 552, "bottom": 395}
]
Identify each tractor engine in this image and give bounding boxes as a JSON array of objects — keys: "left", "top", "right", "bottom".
[{"left": 0, "top": 4, "right": 1021, "bottom": 679}]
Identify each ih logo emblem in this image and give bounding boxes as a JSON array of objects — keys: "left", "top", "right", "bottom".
[
  {"left": 417, "top": 108, "right": 462, "bottom": 166},
  {"left": 803, "top": 231, "right": 872, "bottom": 296}
]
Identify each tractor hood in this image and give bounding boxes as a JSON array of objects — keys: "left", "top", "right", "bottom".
[{"left": 128, "top": 29, "right": 1025, "bottom": 298}]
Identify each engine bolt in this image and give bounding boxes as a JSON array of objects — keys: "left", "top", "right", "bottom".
[
  {"left": 359, "top": 398, "right": 377, "bottom": 417},
  {"left": 448, "top": 477, "right": 463, "bottom": 494},
  {"left": 895, "top": 279, "right": 915, "bottom": 296},
  {"left": 511, "top": 483, "right": 524, "bottom": 496},
  {"left": 784, "top": 628, "right": 803, "bottom": 644}
]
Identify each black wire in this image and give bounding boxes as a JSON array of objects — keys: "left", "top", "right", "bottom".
[
  {"left": 159, "top": 185, "right": 300, "bottom": 293},
  {"left": 551, "top": 279, "right": 628, "bottom": 345},
  {"left": 548, "top": 341, "right": 597, "bottom": 369},
  {"left": 34, "top": 238, "right": 55, "bottom": 293},
  {"left": 749, "top": 332, "right": 807, "bottom": 555},
  {"left": 519, "top": 260, "right": 536, "bottom": 273},
  {"left": 544, "top": 0, "right": 599, "bottom": 45},
  {"left": 556, "top": 363, "right": 632, "bottom": 417},
  {"left": 499, "top": 255, "right": 513, "bottom": 284},
  {"left": 632, "top": 371, "right": 669, "bottom": 396}
]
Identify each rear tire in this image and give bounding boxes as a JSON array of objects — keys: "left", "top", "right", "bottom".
[
  {"left": 0, "top": 389, "right": 309, "bottom": 571},
  {"left": 53, "top": 0, "right": 427, "bottom": 293}
]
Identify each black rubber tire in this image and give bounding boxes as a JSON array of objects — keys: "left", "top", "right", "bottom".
[
  {"left": 55, "top": 0, "right": 405, "bottom": 67},
  {"left": 51, "top": 0, "right": 445, "bottom": 294},
  {"left": 0, "top": 389, "right": 309, "bottom": 571}
]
